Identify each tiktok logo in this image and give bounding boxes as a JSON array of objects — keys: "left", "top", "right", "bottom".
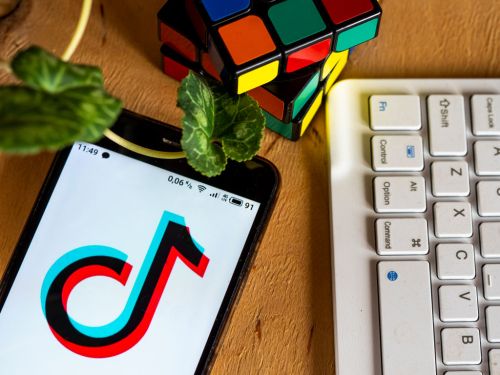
[{"left": 40, "top": 211, "right": 209, "bottom": 358}]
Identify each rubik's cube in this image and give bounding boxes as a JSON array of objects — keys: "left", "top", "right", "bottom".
[{"left": 157, "top": 0, "right": 381, "bottom": 141}]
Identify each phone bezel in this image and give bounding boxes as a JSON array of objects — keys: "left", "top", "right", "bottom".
[{"left": 0, "top": 109, "right": 280, "bottom": 374}]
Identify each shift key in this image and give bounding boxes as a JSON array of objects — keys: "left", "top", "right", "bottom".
[
  {"left": 428, "top": 95, "right": 467, "bottom": 156},
  {"left": 378, "top": 261, "right": 436, "bottom": 375}
]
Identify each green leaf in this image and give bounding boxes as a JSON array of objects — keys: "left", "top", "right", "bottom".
[
  {"left": 11, "top": 46, "right": 104, "bottom": 94},
  {"left": 210, "top": 84, "right": 265, "bottom": 162},
  {"left": 62, "top": 87, "right": 123, "bottom": 142},
  {"left": 0, "top": 86, "right": 83, "bottom": 153},
  {"left": 209, "top": 82, "right": 240, "bottom": 137},
  {"left": 178, "top": 72, "right": 265, "bottom": 177},
  {"left": 0, "top": 86, "right": 122, "bottom": 153},
  {"left": 178, "top": 72, "right": 227, "bottom": 177}
]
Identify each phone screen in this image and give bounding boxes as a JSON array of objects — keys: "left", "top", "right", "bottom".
[{"left": 0, "top": 142, "right": 261, "bottom": 374}]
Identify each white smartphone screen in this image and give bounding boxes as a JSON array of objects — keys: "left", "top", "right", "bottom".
[{"left": 0, "top": 142, "right": 260, "bottom": 374}]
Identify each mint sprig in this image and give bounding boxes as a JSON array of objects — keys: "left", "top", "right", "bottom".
[
  {"left": 0, "top": 46, "right": 122, "bottom": 153},
  {"left": 178, "top": 72, "right": 265, "bottom": 177}
]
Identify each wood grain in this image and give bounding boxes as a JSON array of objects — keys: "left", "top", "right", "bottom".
[{"left": 1, "top": 1, "right": 499, "bottom": 373}]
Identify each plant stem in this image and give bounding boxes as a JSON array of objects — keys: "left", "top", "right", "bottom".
[
  {"left": 104, "top": 130, "right": 186, "bottom": 159},
  {"left": 61, "top": 0, "right": 93, "bottom": 62}
]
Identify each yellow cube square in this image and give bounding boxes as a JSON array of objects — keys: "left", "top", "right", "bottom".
[
  {"left": 322, "top": 50, "right": 348, "bottom": 80},
  {"left": 237, "top": 61, "right": 280, "bottom": 94},
  {"left": 300, "top": 91, "right": 323, "bottom": 136}
]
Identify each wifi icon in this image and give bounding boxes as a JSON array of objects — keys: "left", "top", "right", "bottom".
[{"left": 197, "top": 185, "right": 207, "bottom": 193}]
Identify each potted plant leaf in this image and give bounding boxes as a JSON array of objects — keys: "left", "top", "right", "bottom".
[{"left": 0, "top": 0, "right": 265, "bottom": 177}]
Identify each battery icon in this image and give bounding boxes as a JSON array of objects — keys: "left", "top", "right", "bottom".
[{"left": 229, "top": 197, "right": 243, "bottom": 206}]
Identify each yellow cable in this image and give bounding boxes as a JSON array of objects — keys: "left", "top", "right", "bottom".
[
  {"left": 103, "top": 129, "right": 186, "bottom": 159},
  {"left": 62, "top": 0, "right": 185, "bottom": 160},
  {"left": 61, "top": 0, "right": 92, "bottom": 62}
]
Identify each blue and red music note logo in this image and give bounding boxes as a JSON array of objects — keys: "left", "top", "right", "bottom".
[{"left": 40, "top": 211, "right": 209, "bottom": 358}]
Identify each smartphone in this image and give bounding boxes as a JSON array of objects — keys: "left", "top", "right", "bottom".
[{"left": 0, "top": 110, "right": 279, "bottom": 375}]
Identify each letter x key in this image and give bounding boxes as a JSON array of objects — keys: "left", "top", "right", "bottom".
[{"left": 434, "top": 202, "right": 473, "bottom": 238}]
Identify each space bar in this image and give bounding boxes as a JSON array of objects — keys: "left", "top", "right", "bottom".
[{"left": 378, "top": 261, "right": 436, "bottom": 375}]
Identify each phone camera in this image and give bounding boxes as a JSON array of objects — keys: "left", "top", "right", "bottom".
[{"left": 102, "top": 152, "right": 110, "bottom": 159}]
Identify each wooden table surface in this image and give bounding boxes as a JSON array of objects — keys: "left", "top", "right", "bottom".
[{"left": 1, "top": 1, "right": 499, "bottom": 373}]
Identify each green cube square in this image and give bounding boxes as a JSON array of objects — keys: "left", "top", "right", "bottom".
[
  {"left": 293, "top": 71, "right": 320, "bottom": 119},
  {"left": 265, "top": 112, "right": 293, "bottom": 140},
  {"left": 264, "top": 84, "right": 324, "bottom": 141},
  {"left": 336, "top": 18, "right": 379, "bottom": 51},
  {"left": 268, "top": 0, "right": 326, "bottom": 45}
]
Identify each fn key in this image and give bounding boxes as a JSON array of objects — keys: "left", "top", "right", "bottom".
[{"left": 378, "top": 261, "right": 436, "bottom": 375}]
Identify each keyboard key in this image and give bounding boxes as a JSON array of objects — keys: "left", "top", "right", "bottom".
[
  {"left": 428, "top": 95, "right": 467, "bottom": 156},
  {"left": 438, "top": 285, "right": 478, "bottom": 322},
  {"left": 490, "top": 349, "right": 500, "bottom": 375},
  {"left": 375, "top": 218, "right": 428, "bottom": 255},
  {"left": 486, "top": 306, "right": 500, "bottom": 343},
  {"left": 441, "top": 328, "right": 481, "bottom": 365},
  {"left": 371, "top": 135, "right": 424, "bottom": 171},
  {"left": 483, "top": 264, "right": 500, "bottom": 300},
  {"left": 373, "top": 176, "right": 426, "bottom": 213},
  {"left": 480, "top": 223, "right": 500, "bottom": 258},
  {"left": 431, "top": 161, "right": 470, "bottom": 197},
  {"left": 472, "top": 95, "right": 500, "bottom": 136},
  {"left": 477, "top": 181, "right": 500, "bottom": 216},
  {"left": 474, "top": 141, "right": 500, "bottom": 176},
  {"left": 434, "top": 202, "right": 473, "bottom": 238},
  {"left": 370, "top": 95, "right": 422, "bottom": 130},
  {"left": 436, "top": 244, "right": 475, "bottom": 280},
  {"left": 378, "top": 261, "right": 436, "bottom": 375}
]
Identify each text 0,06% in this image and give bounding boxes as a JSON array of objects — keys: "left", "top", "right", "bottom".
[{"left": 167, "top": 176, "right": 192, "bottom": 189}]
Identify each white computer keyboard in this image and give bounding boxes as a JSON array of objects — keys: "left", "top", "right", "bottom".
[{"left": 326, "top": 79, "right": 500, "bottom": 375}]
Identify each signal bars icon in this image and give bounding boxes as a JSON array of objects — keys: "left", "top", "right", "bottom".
[{"left": 209, "top": 192, "right": 219, "bottom": 199}]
